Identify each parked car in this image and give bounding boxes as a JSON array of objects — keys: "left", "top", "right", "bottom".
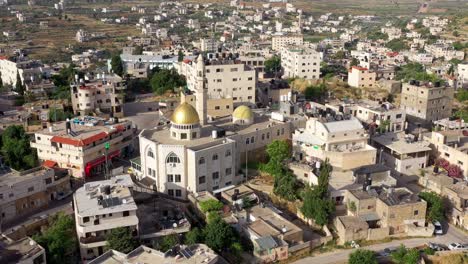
[
  {"left": 433, "top": 221, "right": 443, "bottom": 235},
  {"left": 56, "top": 191, "right": 73, "bottom": 200},
  {"left": 427, "top": 242, "right": 448, "bottom": 251},
  {"left": 378, "top": 247, "right": 397, "bottom": 257},
  {"left": 447, "top": 243, "right": 468, "bottom": 251}
]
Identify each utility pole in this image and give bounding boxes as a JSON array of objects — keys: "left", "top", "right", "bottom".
[{"left": 104, "top": 142, "right": 110, "bottom": 180}]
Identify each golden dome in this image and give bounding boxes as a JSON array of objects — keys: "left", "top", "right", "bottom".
[
  {"left": 233, "top": 105, "right": 254, "bottom": 122},
  {"left": 171, "top": 102, "right": 200, "bottom": 125}
]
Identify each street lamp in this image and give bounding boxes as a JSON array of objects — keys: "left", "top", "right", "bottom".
[{"left": 104, "top": 142, "right": 110, "bottom": 180}]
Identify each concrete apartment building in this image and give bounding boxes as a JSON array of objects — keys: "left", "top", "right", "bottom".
[
  {"left": 372, "top": 132, "right": 431, "bottom": 176},
  {"left": 424, "top": 129, "right": 468, "bottom": 179},
  {"left": 0, "top": 55, "right": 51, "bottom": 89},
  {"left": 346, "top": 102, "right": 406, "bottom": 134},
  {"left": 443, "top": 182, "right": 468, "bottom": 231},
  {"left": 89, "top": 244, "right": 219, "bottom": 264},
  {"left": 0, "top": 236, "right": 46, "bottom": 264},
  {"left": 74, "top": 175, "right": 138, "bottom": 260},
  {"left": 71, "top": 73, "right": 126, "bottom": 118},
  {"left": 180, "top": 56, "right": 257, "bottom": 106},
  {"left": 200, "top": 38, "right": 219, "bottom": 52},
  {"left": 31, "top": 118, "right": 136, "bottom": 178},
  {"left": 337, "top": 187, "right": 428, "bottom": 244},
  {"left": 293, "top": 116, "right": 376, "bottom": 170},
  {"left": 271, "top": 34, "right": 304, "bottom": 51},
  {"left": 457, "top": 62, "right": 468, "bottom": 89},
  {"left": 0, "top": 167, "right": 71, "bottom": 224},
  {"left": 281, "top": 46, "right": 321, "bottom": 80},
  {"left": 348, "top": 66, "right": 376, "bottom": 88},
  {"left": 400, "top": 81, "right": 454, "bottom": 123}
]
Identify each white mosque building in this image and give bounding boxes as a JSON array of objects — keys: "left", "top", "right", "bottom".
[{"left": 138, "top": 55, "right": 295, "bottom": 198}]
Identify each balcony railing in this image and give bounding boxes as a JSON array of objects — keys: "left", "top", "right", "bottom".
[{"left": 79, "top": 235, "right": 106, "bottom": 244}]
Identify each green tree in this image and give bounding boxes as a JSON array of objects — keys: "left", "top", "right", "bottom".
[
  {"left": 456, "top": 89, "right": 468, "bottom": 102},
  {"left": 111, "top": 55, "right": 124, "bottom": 76},
  {"left": 454, "top": 108, "right": 468, "bottom": 122},
  {"left": 348, "top": 249, "right": 378, "bottom": 264},
  {"left": 178, "top": 50, "right": 185, "bottom": 62},
  {"left": 265, "top": 55, "right": 281, "bottom": 76},
  {"left": 33, "top": 213, "right": 77, "bottom": 264},
  {"left": 48, "top": 108, "right": 73, "bottom": 122},
  {"left": 419, "top": 192, "right": 444, "bottom": 222},
  {"left": 304, "top": 83, "right": 327, "bottom": 101},
  {"left": 333, "top": 50, "right": 346, "bottom": 60},
  {"left": 155, "top": 234, "right": 179, "bottom": 252},
  {"left": 300, "top": 160, "right": 334, "bottom": 226},
  {"left": 453, "top": 31, "right": 460, "bottom": 37},
  {"left": 321, "top": 63, "right": 347, "bottom": 79},
  {"left": 367, "top": 31, "right": 388, "bottom": 41},
  {"left": 273, "top": 171, "right": 299, "bottom": 201},
  {"left": 1, "top": 125, "right": 37, "bottom": 170},
  {"left": 15, "top": 70, "right": 24, "bottom": 95},
  {"left": 391, "top": 244, "right": 420, "bottom": 264},
  {"left": 150, "top": 68, "right": 186, "bottom": 95},
  {"left": 395, "top": 62, "right": 441, "bottom": 82},
  {"left": 106, "top": 227, "right": 138, "bottom": 253},
  {"left": 350, "top": 58, "right": 359, "bottom": 67},
  {"left": 385, "top": 39, "right": 409, "bottom": 52},
  {"left": 203, "top": 217, "right": 239, "bottom": 252},
  {"left": 452, "top": 41, "right": 465, "bottom": 51},
  {"left": 199, "top": 199, "right": 223, "bottom": 213},
  {"left": 185, "top": 227, "right": 204, "bottom": 245}
]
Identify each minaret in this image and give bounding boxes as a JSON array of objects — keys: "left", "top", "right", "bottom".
[{"left": 196, "top": 54, "right": 207, "bottom": 126}]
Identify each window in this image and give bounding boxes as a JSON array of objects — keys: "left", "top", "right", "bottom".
[
  {"left": 168, "top": 189, "right": 174, "bottom": 196},
  {"left": 148, "top": 168, "right": 152, "bottom": 176},
  {"left": 199, "top": 157, "right": 205, "bottom": 164},
  {"left": 167, "top": 175, "right": 174, "bottom": 182},
  {"left": 28, "top": 187, "right": 34, "bottom": 192},
  {"left": 212, "top": 154, "right": 218, "bottom": 160},
  {"left": 175, "top": 190, "right": 182, "bottom": 197},
  {"left": 123, "top": 211, "right": 130, "bottom": 217},
  {"left": 181, "top": 133, "right": 187, "bottom": 139},
  {"left": 414, "top": 210, "right": 419, "bottom": 216},
  {"left": 226, "top": 168, "right": 232, "bottom": 175},
  {"left": 396, "top": 114, "right": 402, "bottom": 118},
  {"left": 246, "top": 138, "right": 250, "bottom": 144},
  {"left": 225, "top": 150, "right": 231, "bottom": 157},
  {"left": 166, "top": 153, "right": 180, "bottom": 163},
  {"left": 83, "top": 217, "right": 90, "bottom": 223},
  {"left": 225, "top": 181, "right": 232, "bottom": 186},
  {"left": 212, "top": 172, "right": 219, "bottom": 180},
  {"left": 175, "top": 174, "right": 181, "bottom": 182},
  {"left": 248, "top": 77, "right": 253, "bottom": 81},
  {"left": 444, "top": 153, "right": 450, "bottom": 158},
  {"left": 45, "top": 178, "right": 52, "bottom": 185},
  {"left": 147, "top": 148, "right": 154, "bottom": 158},
  {"left": 199, "top": 176, "right": 206, "bottom": 184}
]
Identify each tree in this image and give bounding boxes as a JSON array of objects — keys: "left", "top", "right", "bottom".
[
  {"left": 456, "top": 89, "right": 468, "bottom": 102},
  {"left": 366, "top": 30, "right": 388, "bottom": 41},
  {"left": 33, "top": 213, "right": 76, "bottom": 264},
  {"left": 300, "top": 160, "right": 334, "bottom": 225},
  {"left": 395, "top": 62, "right": 442, "bottom": 82},
  {"left": 150, "top": 68, "right": 186, "bottom": 95},
  {"left": 385, "top": 39, "right": 409, "bottom": 52},
  {"left": 15, "top": 70, "right": 24, "bottom": 95},
  {"left": 419, "top": 192, "right": 444, "bottom": 222},
  {"left": 333, "top": 50, "right": 346, "bottom": 60},
  {"left": 48, "top": 108, "right": 73, "bottom": 122},
  {"left": 203, "top": 217, "right": 239, "bottom": 252},
  {"left": 111, "top": 55, "right": 124, "bottom": 76},
  {"left": 391, "top": 244, "right": 420, "bottom": 264},
  {"left": 178, "top": 50, "right": 185, "bottom": 62},
  {"left": 348, "top": 249, "right": 378, "bottom": 264},
  {"left": 264, "top": 55, "right": 281, "bottom": 76},
  {"left": 273, "top": 171, "right": 299, "bottom": 201},
  {"left": 262, "top": 139, "right": 290, "bottom": 176},
  {"left": 185, "top": 227, "right": 204, "bottom": 245},
  {"left": 106, "top": 227, "right": 138, "bottom": 253},
  {"left": 1, "top": 125, "right": 37, "bottom": 170},
  {"left": 199, "top": 199, "right": 223, "bottom": 213},
  {"left": 321, "top": 63, "right": 347, "bottom": 79},
  {"left": 155, "top": 234, "right": 179, "bottom": 252},
  {"left": 350, "top": 58, "right": 359, "bottom": 67},
  {"left": 453, "top": 42, "right": 465, "bottom": 51},
  {"left": 304, "top": 83, "right": 327, "bottom": 101}
]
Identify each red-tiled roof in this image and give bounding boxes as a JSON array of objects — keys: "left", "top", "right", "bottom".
[
  {"left": 183, "top": 59, "right": 192, "bottom": 64},
  {"left": 43, "top": 160, "right": 57, "bottom": 168},
  {"left": 351, "top": 66, "right": 368, "bottom": 71},
  {"left": 0, "top": 56, "right": 8, "bottom": 60},
  {"left": 51, "top": 131, "right": 108, "bottom": 147}
]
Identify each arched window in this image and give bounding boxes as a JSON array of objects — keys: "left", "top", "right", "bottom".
[
  {"left": 147, "top": 148, "right": 154, "bottom": 158},
  {"left": 166, "top": 152, "right": 180, "bottom": 163},
  {"left": 199, "top": 157, "right": 205, "bottom": 164},
  {"left": 212, "top": 154, "right": 218, "bottom": 161}
]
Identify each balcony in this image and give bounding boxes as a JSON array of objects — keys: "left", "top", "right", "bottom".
[{"left": 79, "top": 235, "right": 106, "bottom": 244}]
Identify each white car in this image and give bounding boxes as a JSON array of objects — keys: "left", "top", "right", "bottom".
[
  {"left": 447, "top": 243, "right": 468, "bottom": 251},
  {"left": 433, "top": 221, "right": 443, "bottom": 235}
]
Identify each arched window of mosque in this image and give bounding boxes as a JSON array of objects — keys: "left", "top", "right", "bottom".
[{"left": 166, "top": 152, "right": 180, "bottom": 163}]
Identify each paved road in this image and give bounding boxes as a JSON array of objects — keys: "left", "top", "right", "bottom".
[{"left": 293, "top": 224, "right": 468, "bottom": 264}]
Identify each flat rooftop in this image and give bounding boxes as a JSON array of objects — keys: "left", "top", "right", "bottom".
[
  {"left": 378, "top": 187, "right": 422, "bottom": 206},
  {"left": 444, "top": 182, "right": 468, "bottom": 199},
  {"left": 247, "top": 205, "right": 302, "bottom": 239},
  {"left": 373, "top": 132, "right": 431, "bottom": 154},
  {"left": 74, "top": 175, "right": 137, "bottom": 217},
  {"left": 89, "top": 244, "right": 218, "bottom": 264},
  {"left": 338, "top": 215, "right": 369, "bottom": 229},
  {"left": 0, "top": 236, "right": 44, "bottom": 263},
  {"left": 0, "top": 167, "right": 52, "bottom": 186},
  {"left": 140, "top": 115, "right": 285, "bottom": 150}
]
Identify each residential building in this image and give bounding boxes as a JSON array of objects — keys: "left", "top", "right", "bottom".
[
  {"left": 409, "top": 53, "right": 434, "bottom": 65},
  {"left": 381, "top": 27, "right": 401, "bottom": 40},
  {"left": 400, "top": 81, "right": 454, "bottom": 123},
  {"left": 31, "top": 118, "right": 136, "bottom": 178},
  {"left": 424, "top": 42, "right": 465, "bottom": 61},
  {"left": 0, "top": 167, "right": 71, "bottom": 224},
  {"left": 88, "top": 244, "right": 218, "bottom": 264},
  {"left": 271, "top": 34, "right": 303, "bottom": 51},
  {"left": 76, "top": 29, "right": 89, "bottom": 43},
  {"left": 0, "top": 55, "right": 50, "bottom": 88},
  {"left": 118, "top": 54, "right": 181, "bottom": 77},
  {"left": 74, "top": 175, "right": 138, "bottom": 260},
  {"left": 457, "top": 62, "right": 468, "bottom": 89},
  {"left": 180, "top": 55, "right": 256, "bottom": 106},
  {"left": 293, "top": 115, "right": 376, "bottom": 170},
  {"left": 348, "top": 66, "right": 376, "bottom": 88},
  {"left": 350, "top": 101, "right": 406, "bottom": 133},
  {"left": 0, "top": 236, "right": 46, "bottom": 264},
  {"left": 200, "top": 38, "right": 219, "bottom": 52},
  {"left": 443, "top": 182, "right": 468, "bottom": 231},
  {"left": 281, "top": 46, "right": 321, "bottom": 80},
  {"left": 71, "top": 73, "right": 126, "bottom": 118},
  {"left": 372, "top": 132, "right": 431, "bottom": 176},
  {"left": 424, "top": 129, "right": 468, "bottom": 179}
]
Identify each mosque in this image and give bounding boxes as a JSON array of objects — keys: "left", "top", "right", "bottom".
[{"left": 138, "top": 55, "right": 294, "bottom": 198}]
